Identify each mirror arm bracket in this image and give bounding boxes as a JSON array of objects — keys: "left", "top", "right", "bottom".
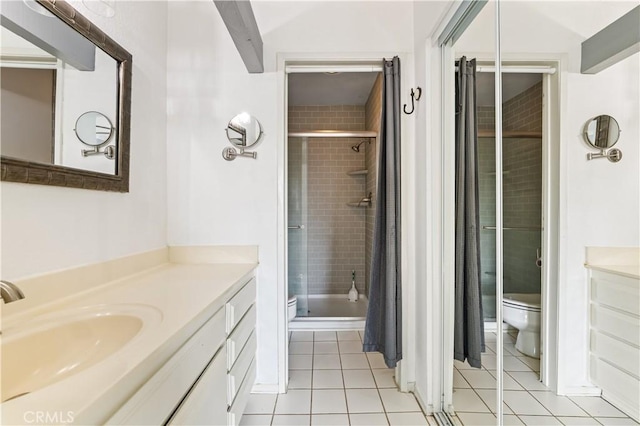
[
  {"left": 222, "top": 147, "right": 257, "bottom": 161},
  {"left": 586, "top": 148, "right": 622, "bottom": 163},
  {"left": 82, "top": 145, "right": 116, "bottom": 160}
]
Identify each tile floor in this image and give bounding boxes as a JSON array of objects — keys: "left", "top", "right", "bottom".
[
  {"left": 242, "top": 330, "right": 437, "bottom": 426},
  {"left": 242, "top": 330, "right": 638, "bottom": 426},
  {"left": 452, "top": 332, "right": 639, "bottom": 426}
]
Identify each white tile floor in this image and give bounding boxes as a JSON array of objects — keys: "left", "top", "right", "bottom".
[
  {"left": 242, "top": 330, "right": 437, "bottom": 426},
  {"left": 452, "top": 332, "right": 639, "bottom": 426}
]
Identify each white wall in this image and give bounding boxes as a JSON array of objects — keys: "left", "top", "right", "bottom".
[
  {"left": 1, "top": 1, "right": 168, "bottom": 280},
  {"left": 166, "top": 0, "right": 416, "bottom": 389},
  {"left": 560, "top": 56, "right": 639, "bottom": 392},
  {"left": 454, "top": 1, "right": 640, "bottom": 394},
  {"left": 411, "top": 0, "right": 454, "bottom": 411}
]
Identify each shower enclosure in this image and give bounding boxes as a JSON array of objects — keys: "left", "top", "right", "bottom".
[
  {"left": 288, "top": 136, "right": 309, "bottom": 317},
  {"left": 287, "top": 130, "right": 377, "bottom": 328},
  {"left": 478, "top": 135, "right": 543, "bottom": 322}
]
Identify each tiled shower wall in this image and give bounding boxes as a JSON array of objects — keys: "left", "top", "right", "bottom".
[
  {"left": 478, "top": 81, "right": 543, "bottom": 319},
  {"left": 503, "top": 82, "right": 543, "bottom": 132},
  {"left": 288, "top": 105, "right": 368, "bottom": 295},
  {"left": 364, "top": 73, "right": 382, "bottom": 297}
]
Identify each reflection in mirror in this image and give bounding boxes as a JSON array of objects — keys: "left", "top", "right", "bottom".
[
  {"left": 584, "top": 115, "right": 620, "bottom": 149},
  {"left": 0, "top": 24, "right": 118, "bottom": 174},
  {"left": 75, "top": 112, "right": 114, "bottom": 147},
  {"left": 75, "top": 111, "right": 116, "bottom": 159},
  {"left": 447, "top": 0, "right": 498, "bottom": 417},
  {"left": 226, "top": 113, "right": 263, "bottom": 148},
  {"left": 0, "top": 0, "right": 131, "bottom": 191}
]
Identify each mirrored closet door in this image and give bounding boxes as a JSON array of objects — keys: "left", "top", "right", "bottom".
[{"left": 444, "top": 1, "right": 639, "bottom": 425}]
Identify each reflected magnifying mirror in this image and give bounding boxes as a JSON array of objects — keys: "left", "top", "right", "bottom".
[{"left": 75, "top": 111, "right": 116, "bottom": 159}]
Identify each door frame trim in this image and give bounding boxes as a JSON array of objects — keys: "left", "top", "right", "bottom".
[{"left": 276, "top": 51, "right": 413, "bottom": 393}]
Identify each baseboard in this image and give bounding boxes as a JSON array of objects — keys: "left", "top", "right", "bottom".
[
  {"left": 251, "top": 383, "right": 280, "bottom": 394},
  {"left": 557, "top": 385, "right": 602, "bottom": 396},
  {"left": 602, "top": 391, "right": 640, "bottom": 422}
]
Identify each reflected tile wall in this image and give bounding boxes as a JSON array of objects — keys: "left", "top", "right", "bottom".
[{"left": 477, "top": 81, "right": 543, "bottom": 319}]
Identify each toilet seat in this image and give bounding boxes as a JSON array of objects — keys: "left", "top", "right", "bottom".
[{"left": 503, "top": 293, "right": 541, "bottom": 311}]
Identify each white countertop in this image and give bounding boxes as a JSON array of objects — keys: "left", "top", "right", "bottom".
[
  {"left": 584, "top": 246, "right": 640, "bottom": 280},
  {"left": 586, "top": 264, "right": 640, "bottom": 280},
  {"left": 1, "top": 260, "right": 257, "bottom": 425}
]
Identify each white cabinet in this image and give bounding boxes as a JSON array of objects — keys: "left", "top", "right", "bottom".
[
  {"left": 589, "top": 270, "right": 640, "bottom": 422},
  {"left": 107, "top": 277, "right": 256, "bottom": 425},
  {"left": 168, "top": 348, "right": 228, "bottom": 425}
]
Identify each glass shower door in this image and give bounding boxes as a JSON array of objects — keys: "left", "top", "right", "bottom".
[{"left": 287, "top": 137, "right": 309, "bottom": 316}]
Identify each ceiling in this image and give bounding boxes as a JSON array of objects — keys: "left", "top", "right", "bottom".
[{"left": 288, "top": 72, "right": 379, "bottom": 106}]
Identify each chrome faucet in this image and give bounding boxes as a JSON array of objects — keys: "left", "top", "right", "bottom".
[{"left": 0, "top": 280, "right": 25, "bottom": 303}]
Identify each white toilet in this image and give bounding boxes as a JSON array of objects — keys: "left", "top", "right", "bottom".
[{"left": 502, "top": 293, "right": 541, "bottom": 359}]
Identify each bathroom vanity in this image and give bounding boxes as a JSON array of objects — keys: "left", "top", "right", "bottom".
[
  {"left": 586, "top": 247, "right": 640, "bottom": 422},
  {"left": 108, "top": 273, "right": 256, "bottom": 425},
  {"left": 0, "top": 246, "right": 257, "bottom": 425}
]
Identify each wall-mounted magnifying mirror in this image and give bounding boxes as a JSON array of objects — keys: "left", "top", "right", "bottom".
[
  {"left": 75, "top": 111, "right": 113, "bottom": 146},
  {"left": 583, "top": 115, "right": 621, "bottom": 149},
  {"left": 583, "top": 115, "right": 623, "bottom": 162},
  {"left": 226, "top": 113, "right": 263, "bottom": 148}
]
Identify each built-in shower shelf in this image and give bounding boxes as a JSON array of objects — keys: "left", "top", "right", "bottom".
[
  {"left": 347, "top": 169, "right": 368, "bottom": 176},
  {"left": 347, "top": 202, "right": 370, "bottom": 207}
]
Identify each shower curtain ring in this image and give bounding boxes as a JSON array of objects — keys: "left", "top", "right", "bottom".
[{"left": 403, "top": 87, "right": 422, "bottom": 115}]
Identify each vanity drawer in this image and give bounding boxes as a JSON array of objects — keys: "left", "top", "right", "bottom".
[
  {"left": 227, "top": 305, "right": 256, "bottom": 370},
  {"left": 591, "top": 304, "right": 640, "bottom": 347},
  {"left": 228, "top": 360, "right": 256, "bottom": 426},
  {"left": 168, "top": 347, "right": 227, "bottom": 425},
  {"left": 228, "top": 332, "right": 256, "bottom": 405},
  {"left": 226, "top": 278, "right": 256, "bottom": 333},
  {"left": 591, "top": 330, "right": 639, "bottom": 377},
  {"left": 591, "top": 272, "right": 640, "bottom": 316},
  {"left": 590, "top": 355, "right": 640, "bottom": 421},
  {"left": 106, "top": 307, "right": 226, "bottom": 425}
]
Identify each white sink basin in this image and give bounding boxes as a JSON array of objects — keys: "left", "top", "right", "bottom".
[{"left": 1, "top": 304, "right": 161, "bottom": 403}]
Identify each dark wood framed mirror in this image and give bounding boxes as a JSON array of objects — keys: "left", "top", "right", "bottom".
[{"left": 0, "top": 0, "right": 132, "bottom": 192}]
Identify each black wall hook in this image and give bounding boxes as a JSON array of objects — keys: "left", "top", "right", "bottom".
[{"left": 403, "top": 87, "right": 422, "bottom": 115}]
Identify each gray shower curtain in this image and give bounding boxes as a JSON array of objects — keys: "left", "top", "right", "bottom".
[
  {"left": 363, "top": 57, "right": 402, "bottom": 368},
  {"left": 454, "top": 57, "right": 484, "bottom": 368}
]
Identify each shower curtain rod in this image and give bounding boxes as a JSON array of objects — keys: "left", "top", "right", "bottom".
[
  {"left": 289, "top": 130, "right": 377, "bottom": 138},
  {"left": 455, "top": 65, "right": 556, "bottom": 74}
]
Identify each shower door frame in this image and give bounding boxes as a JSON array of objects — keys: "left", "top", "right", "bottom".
[
  {"left": 277, "top": 52, "right": 415, "bottom": 394},
  {"left": 287, "top": 130, "right": 376, "bottom": 329}
]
